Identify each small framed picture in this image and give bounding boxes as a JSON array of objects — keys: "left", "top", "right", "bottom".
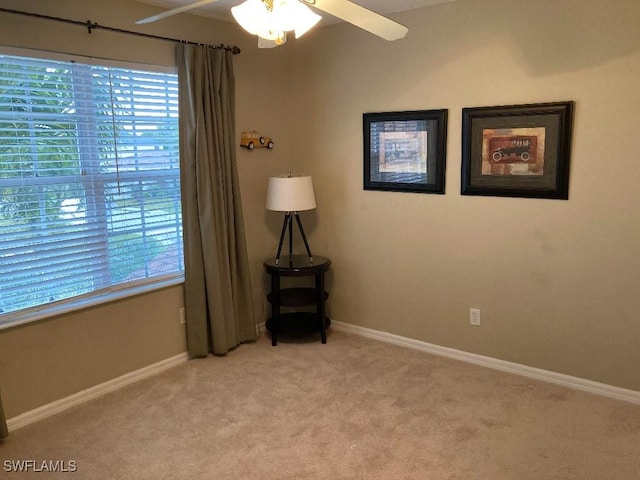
[
  {"left": 364, "top": 110, "right": 448, "bottom": 194},
  {"left": 461, "top": 102, "right": 574, "bottom": 199}
]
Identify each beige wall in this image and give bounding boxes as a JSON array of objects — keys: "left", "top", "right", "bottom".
[
  {"left": 0, "top": 0, "right": 289, "bottom": 417},
  {"left": 0, "top": 286, "right": 185, "bottom": 415},
  {"left": 287, "top": 0, "right": 640, "bottom": 391}
]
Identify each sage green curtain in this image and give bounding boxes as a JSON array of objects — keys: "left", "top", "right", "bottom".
[
  {"left": 177, "top": 45, "right": 256, "bottom": 356},
  {"left": 0, "top": 387, "right": 8, "bottom": 439}
]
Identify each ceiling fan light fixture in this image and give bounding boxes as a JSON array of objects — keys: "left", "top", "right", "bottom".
[
  {"left": 231, "top": 0, "right": 271, "bottom": 36},
  {"left": 274, "top": 0, "right": 321, "bottom": 38},
  {"left": 258, "top": 35, "right": 288, "bottom": 48},
  {"left": 231, "top": 0, "right": 321, "bottom": 43}
]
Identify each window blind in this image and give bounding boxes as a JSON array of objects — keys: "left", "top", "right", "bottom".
[{"left": 0, "top": 53, "right": 183, "bottom": 321}]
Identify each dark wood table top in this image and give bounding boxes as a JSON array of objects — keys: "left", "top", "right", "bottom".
[{"left": 264, "top": 255, "right": 331, "bottom": 275}]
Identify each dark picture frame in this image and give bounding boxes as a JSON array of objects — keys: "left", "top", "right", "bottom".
[
  {"left": 461, "top": 102, "right": 574, "bottom": 199},
  {"left": 364, "top": 110, "right": 448, "bottom": 194}
]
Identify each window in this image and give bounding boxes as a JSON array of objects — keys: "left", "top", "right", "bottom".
[{"left": 0, "top": 52, "right": 183, "bottom": 325}]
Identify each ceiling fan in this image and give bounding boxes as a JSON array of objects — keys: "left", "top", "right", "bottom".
[{"left": 136, "top": 0, "right": 409, "bottom": 48}]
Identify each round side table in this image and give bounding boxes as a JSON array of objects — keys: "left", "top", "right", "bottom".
[{"left": 264, "top": 255, "right": 331, "bottom": 346}]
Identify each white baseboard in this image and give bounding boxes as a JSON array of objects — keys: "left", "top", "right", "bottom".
[
  {"left": 7, "top": 352, "right": 189, "bottom": 432},
  {"left": 332, "top": 320, "right": 640, "bottom": 405},
  {"left": 20, "top": 322, "right": 633, "bottom": 431}
]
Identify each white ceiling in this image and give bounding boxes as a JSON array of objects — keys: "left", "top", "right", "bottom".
[{"left": 135, "top": 0, "right": 453, "bottom": 26}]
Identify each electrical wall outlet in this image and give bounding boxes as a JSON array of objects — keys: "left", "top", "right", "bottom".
[
  {"left": 179, "top": 307, "right": 186, "bottom": 325},
  {"left": 470, "top": 307, "right": 481, "bottom": 326}
]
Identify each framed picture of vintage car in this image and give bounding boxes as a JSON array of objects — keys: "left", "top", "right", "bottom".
[
  {"left": 461, "top": 102, "right": 574, "bottom": 199},
  {"left": 364, "top": 109, "right": 448, "bottom": 194}
]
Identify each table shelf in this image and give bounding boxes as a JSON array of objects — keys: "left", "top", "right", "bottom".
[{"left": 266, "top": 313, "right": 331, "bottom": 335}]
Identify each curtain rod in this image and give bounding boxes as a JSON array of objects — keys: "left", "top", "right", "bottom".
[{"left": 0, "top": 7, "right": 241, "bottom": 55}]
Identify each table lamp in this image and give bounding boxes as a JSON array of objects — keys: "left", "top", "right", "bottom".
[{"left": 266, "top": 173, "right": 316, "bottom": 266}]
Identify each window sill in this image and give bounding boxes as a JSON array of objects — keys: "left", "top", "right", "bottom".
[{"left": 0, "top": 277, "right": 185, "bottom": 332}]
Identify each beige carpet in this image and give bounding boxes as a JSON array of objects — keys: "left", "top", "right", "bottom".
[{"left": 2, "top": 330, "right": 640, "bottom": 479}]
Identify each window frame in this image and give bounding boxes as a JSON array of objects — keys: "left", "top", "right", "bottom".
[{"left": 0, "top": 47, "right": 184, "bottom": 331}]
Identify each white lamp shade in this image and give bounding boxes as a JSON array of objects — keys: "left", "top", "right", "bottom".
[{"left": 266, "top": 174, "right": 316, "bottom": 212}]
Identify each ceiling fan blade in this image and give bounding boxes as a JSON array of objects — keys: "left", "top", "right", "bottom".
[
  {"left": 309, "top": 0, "right": 408, "bottom": 41},
  {"left": 136, "top": 0, "right": 223, "bottom": 24}
]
